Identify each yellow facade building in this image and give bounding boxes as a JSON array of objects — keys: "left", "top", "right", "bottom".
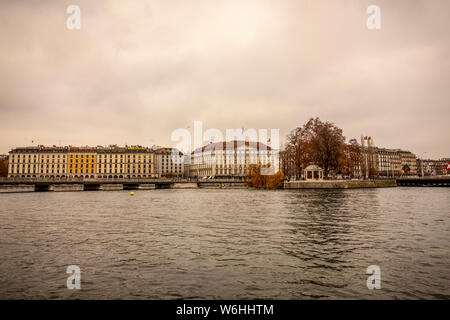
[
  {"left": 68, "top": 147, "right": 97, "bottom": 178},
  {"left": 8, "top": 145, "right": 160, "bottom": 179}
]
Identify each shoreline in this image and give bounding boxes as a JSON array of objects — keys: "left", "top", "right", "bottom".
[
  {"left": 284, "top": 179, "right": 397, "bottom": 189},
  {"left": 2, "top": 177, "right": 450, "bottom": 193},
  {"left": 0, "top": 179, "right": 397, "bottom": 193}
]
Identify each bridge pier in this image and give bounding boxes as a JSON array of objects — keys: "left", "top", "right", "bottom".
[
  {"left": 35, "top": 184, "right": 53, "bottom": 192},
  {"left": 53, "top": 184, "right": 84, "bottom": 192},
  {"left": 138, "top": 184, "right": 156, "bottom": 190},
  {"left": 99, "top": 184, "right": 123, "bottom": 191},
  {"left": 396, "top": 177, "right": 450, "bottom": 187},
  {"left": 0, "top": 184, "right": 34, "bottom": 193},
  {"left": 171, "top": 182, "right": 198, "bottom": 189}
]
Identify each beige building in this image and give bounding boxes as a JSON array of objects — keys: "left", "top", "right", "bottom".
[
  {"left": 188, "top": 140, "right": 275, "bottom": 179},
  {"left": 374, "top": 148, "right": 417, "bottom": 176},
  {"left": 97, "top": 146, "right": 156, "bottom": 179},
  {"left": 397, "top": 150, "right": 417, "bottom": 175},
  {"left": 375, "top": 148, "right": 401, "bottom": 176},
  {"left": 8, "top": 146, "right": 68, "bottom": 178},
  {"left": 155, "top": 148, "right": 184, "bottom": 178},
  {"left": 8, "top": 145, "right": 156, "bottom": 179}
]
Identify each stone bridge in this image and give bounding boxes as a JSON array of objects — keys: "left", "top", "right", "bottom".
[
  {"left": 396, "top": 176, "right": 450, "bottom": 187},
  {"left": 0, "top": 178, "right": 247, "bottom": 192}
]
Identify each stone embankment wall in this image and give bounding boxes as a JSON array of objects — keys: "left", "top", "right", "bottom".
[{"left": 284, "top": 180, "right": 397, "bottom": 189}]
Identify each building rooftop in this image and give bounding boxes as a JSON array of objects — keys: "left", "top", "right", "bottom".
[
  {"left": 305, "top": 164, "right": 323, "bottom": 171},
  {"left": 191, "top": 140, "right": 272, "bottom": 154}
]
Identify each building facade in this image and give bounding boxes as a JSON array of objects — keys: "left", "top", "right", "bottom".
[
  {"left": 188, "top": 140, "right": 275, "bottom": 179},
  {"left": 8, "top": 146, "right": 69, "bottom": 178},
  {"left": 397, "top": 150, "right": 417, "bottom": 175},
  {"left": 155, "top": 148, "right": 184, "bottom": 178},
  {"left": 418, "top": 158, "right": 450, "bottom": 176},
  {"left": 374, "top": 148, "right": 416, "bottom": 176},
  {"left": 374, "top": 148, "right": 401, "bottom": 176},
  {"left": 8, "top": 145, "right": 157, "bottom": 179},
  {"left": 68, "top": 147, "right": 96, "bottom": 179},
  {"left": 95, "top": 146, "right": 156, "bottom": 179},
  {"left": 279, "top": 150, "right": 301, "bottom": 180}
]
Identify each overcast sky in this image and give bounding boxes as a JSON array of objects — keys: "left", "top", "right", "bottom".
[{"left": 0, "top": 0, "right": 449, "bottom": 158}]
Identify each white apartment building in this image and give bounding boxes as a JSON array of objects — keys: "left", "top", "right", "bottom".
[
  {"left": 97, "top": 146, "right": 156, "bottom": 179},
  {"left": 155, "top": 148, "right": 184, "bottom": 178},
  {"left": 374, "top": 148, "right": 417, "bottom": 176},
  {"left": 188, "top": 140, "right": 275, "bottom": 179},
  {"left": 8, "top": 146, "right": 68, "bottom": 178}
]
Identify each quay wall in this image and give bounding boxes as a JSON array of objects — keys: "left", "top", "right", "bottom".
[
  {"left": 0, "top": 184, "right": 35, "bottom": 193},
  {"left": 171, "top": 183, "right": 198, "bottom": 189},
  {"left": 284, "top": 180, "right": 397, "bottom": 189},
  {"left": 198, "top": 182, "right": 247, "bottom": 189},
  {"left": 52, "top": 184, "right": 84, "bottom": 192},
  {"left": 138, "top": 184, "right": 156, "bottom": 190},
  {"left": 0, "top": 179, "right": 399, "bottom": 193},
  {"left": 99, "top": 184, "right": 124, "bottom": 191}
]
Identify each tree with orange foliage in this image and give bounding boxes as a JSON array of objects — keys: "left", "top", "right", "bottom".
[
  {"left": 246, "top": 164, "right": 285, "bottom": 189},
  {"left": 0, "top": 158, "right": 8, "bottom": 177},
  {"left": 264, "top": 170, "right": 285, "bottom": 189},
  {"left": 286, "top": 118, "right": 347, "bottom": 178}
]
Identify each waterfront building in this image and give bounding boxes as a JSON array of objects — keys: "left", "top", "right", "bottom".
[
  {"left": 374, "top": 148, "right": 416, "bottom": 176},
  {"left": 397, "top": 150, "right": 417, "bottom": 175},
  {"left": 155, "top": 148, "right": 184, "bottom": 178},
  {"left": 124, "top": 146, "right": 156, "bottom": 178},
  {"left": 188, "top": 140, "right": 275, "bottom": 179},
  {"left": 279, "top": 149, "right": 301, "bottom": 180},
  {"left": 418, "top": 158, "right": 449, "bottom": 176},
  {"left": 374, "top": 148, "right": 401, "bottom": 176},
  {"left": 97, "top": 145, "right": 126, "bottom": 178},
  {"left": 8, "top": 145, "right": 157, "bottom": 179},
  {"left": 67, "top": 147, "right": 97, "bottom": 179},
  {"left": 8, "top": 146, "right": 68, "bottom": 178},
  {"left": 97, "top": 145, "right": 156, "bottom": 179}
]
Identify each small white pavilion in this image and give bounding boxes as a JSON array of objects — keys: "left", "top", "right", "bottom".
[{"left": 304, "top": 165, "right": 324, "bottom": 181}]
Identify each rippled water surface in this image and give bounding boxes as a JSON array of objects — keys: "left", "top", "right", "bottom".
[{"left": 0, "top": 188, "right": 449, "bottom": 299}]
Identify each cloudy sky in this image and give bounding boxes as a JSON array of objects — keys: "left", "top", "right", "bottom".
[{"left": 0, "top": 0, "right": 449, "bottom": 158}]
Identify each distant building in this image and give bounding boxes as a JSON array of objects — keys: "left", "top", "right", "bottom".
[
  {"left": 279, "top": 150, "right": 300, "bottom": 180},
  {"left": 374, "top": 148, "right": 401, "bottom": 176},
  {"left": 418, "top": 158, "right": 449, "bottom": 176},
  {"left": 397, "top": 150, "right": 417, "bottom": 175},
  {"left": 154, "top": 147, "right": 184, "bottom": 178},
  {"left": 97, "top": 146, "right": 156, "bottom": 179},
  {"left": 374, "top": 148, "right": 416, "bottom": 176},
  {"left": 68, "top": 147, "right": 96, "bottom": 179},
  {"left": 8, "top": 146, "right": 69, "bottom": 178},
  {"left": 188, "top": 140, "right": 275, "bottom": 179},
  {"left": 7, "top": 145, "right": 157, "bottom": 179}
]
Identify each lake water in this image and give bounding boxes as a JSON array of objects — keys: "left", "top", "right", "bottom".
[{"left": 0, "top": 188, "right": 449, "bottom": 299}]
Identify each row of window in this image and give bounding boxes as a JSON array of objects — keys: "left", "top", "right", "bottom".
[{"left": 10, "top": 157, "right": 66, "bottom": 164}]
